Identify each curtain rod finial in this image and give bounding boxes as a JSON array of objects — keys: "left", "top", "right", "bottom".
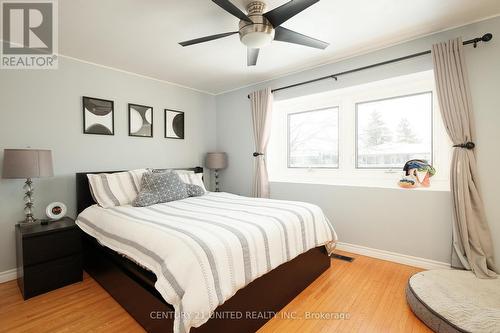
[{"left": 482, "top": 33, "right": 493, "bottom": 42}]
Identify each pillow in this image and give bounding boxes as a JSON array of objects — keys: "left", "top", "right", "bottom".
[
  {"left": 174, "top": 170, "right": 194, "bottom": 184},
  {"left": 88, "top": 169, "right": 147, "bottom": 208},
  {"left": 186, "top": 184, "right": 205, "bottom": 197},
  {"left": 185, "top": 173, "right": 207, "bottom": 193},
  {"left": 132, "top": 171, "right": 188, "bottom": 207},
  {"left": 151, "top": 169, "right": 207, "bottom": 193}
]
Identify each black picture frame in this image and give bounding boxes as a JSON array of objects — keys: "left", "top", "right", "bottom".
[
  {"left": 128, "top": 103, "right": 154, "bottom": 138},
  {"left": 164, "top": 109, "right": 184, "bottom": 139},
  {"left": 82, "top": 96, "right": 115, "bottom": 135}
]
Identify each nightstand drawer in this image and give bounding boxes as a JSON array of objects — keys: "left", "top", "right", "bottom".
[
  {"left": 23, "top": 229, "right": 81, "bottom": 266},
  {"left": 23, "top": 254, "right": 82, "bottom": 299}
]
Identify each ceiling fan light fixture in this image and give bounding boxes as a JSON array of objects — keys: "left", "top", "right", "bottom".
[
  {"left": 240, "top": 30, "right": 275, "bottom": 48},
  {"left": 238, "top": 1, "right": 274, "bottom": 48},
  {"left": 179, "top": 0, "right": 329, "bottom": 66}
]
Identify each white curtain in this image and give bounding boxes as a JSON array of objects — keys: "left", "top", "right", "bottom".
[
  {"left": 249, "top": 88, "right": 273, "bottom": 198},
  {"left": 432, "top": 38, "right": 497, "bottom": 278}
]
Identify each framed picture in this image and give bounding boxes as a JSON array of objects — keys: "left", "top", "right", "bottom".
[
  {"left": 128, "top": 103, "right": 153, "bottom": 137},
  {"left": 165, "top": 109, "right": 184, "bottom": 139},
  {"left": 82, "top": 96, "right": 114, "bottom": 135}
]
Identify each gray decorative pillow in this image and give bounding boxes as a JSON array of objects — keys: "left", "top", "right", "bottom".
[
  {"left": 186, "top": 184, "right": 205, "bottom": 197},
  {"left": 132, "top": 171, "right": 188, "bottom": 207}
]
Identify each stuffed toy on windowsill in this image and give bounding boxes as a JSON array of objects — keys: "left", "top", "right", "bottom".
[{"left": 398, "top": 159, "right": 436, "bottom": 188}]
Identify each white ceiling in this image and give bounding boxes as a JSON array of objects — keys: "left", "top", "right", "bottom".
[{"left": 59, "top": 0, "right": 500, "bottom": 94}]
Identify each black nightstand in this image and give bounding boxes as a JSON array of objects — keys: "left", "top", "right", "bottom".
[{"left": 16, "top": 217, "right": 83, "bottom": 300}]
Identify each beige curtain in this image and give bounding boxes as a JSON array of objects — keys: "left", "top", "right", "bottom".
[
  {"left": 432, "top": 38, "right": 496, "bottom": 278},
  {"left": 249, "top": 88, "right": 273, "bottom": 198}
]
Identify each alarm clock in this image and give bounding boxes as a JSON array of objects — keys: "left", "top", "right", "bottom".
[{"left": 46, "top": 202, "right": 67, "bottom": 221}]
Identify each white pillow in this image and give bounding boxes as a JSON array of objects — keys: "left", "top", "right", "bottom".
[
  {"left": 174, "top": 170, "right": 207, "bottom": 193},
  {"left": 187, "top": 173, "right": 207, "bottom": 193},
  {"left": 174, "top": 170, "right": 194, "bottom": 184},
  {"left": 88, "top": 169, "right": 147, "bottom": 208}
]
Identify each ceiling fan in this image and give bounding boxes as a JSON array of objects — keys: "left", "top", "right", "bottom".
[{"left": 179, "top": 0, "right": 329, "bottom": 66}]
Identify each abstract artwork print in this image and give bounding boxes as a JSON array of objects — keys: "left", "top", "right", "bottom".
[
  {"left": 129, "top": 103, "right": 153, "bottom": 137},
  {"left": 165, "top": 109, "right": 184, "bottom": 139},
  {"left": 83, "top": 96, "right": 114, "bottom": 135}
]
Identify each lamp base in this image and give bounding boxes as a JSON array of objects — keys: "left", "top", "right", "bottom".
[
  {"left": 214, "top": 169, "right": 220, "bottom": 192},
  {"left": 23, "top": 214, "right": 37, "bottom": 224},
  {"left": 22, "top": 178, "right": 37, "bottom": 224}
]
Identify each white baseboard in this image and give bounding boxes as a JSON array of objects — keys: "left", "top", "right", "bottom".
[
  {"left": 336, "top": 242, "right": 450, "bottom": 270},
  {"left": 0, "top": 268, "right": 18, "bottom": 284}
]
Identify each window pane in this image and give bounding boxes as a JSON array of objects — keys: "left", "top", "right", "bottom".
[
  {"left": 356, "top": 92, "right": 432, "bottom": 168},
  {"left": 288, "top": 107, "right": 339, "bottom": 168}
]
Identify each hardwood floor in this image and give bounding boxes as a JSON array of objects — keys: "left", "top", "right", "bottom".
[
  {"left": 258, "top": 251, "right": 431, "bottom": 333},
  {"left": 0, "top": 251, "right": 431, "bottom": 333}
]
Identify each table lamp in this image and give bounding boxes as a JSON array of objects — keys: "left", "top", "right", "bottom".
[
  {"left": 2, "top": 149, "right": 54, "bottom": 224},
  {"left": 205, "top": 152, "right": 228, "bottom": 192}
]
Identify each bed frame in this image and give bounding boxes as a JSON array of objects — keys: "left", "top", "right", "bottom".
[{"left": 76, "top": 168, "right": 331, "bottom": 333}]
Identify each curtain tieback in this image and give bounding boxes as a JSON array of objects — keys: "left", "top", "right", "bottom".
[
  {"left": 453, "top": 142, "right": 475, "bottom": 149},
  {"left": 253, "top": 152, "right": 264, "bottom": 157}
]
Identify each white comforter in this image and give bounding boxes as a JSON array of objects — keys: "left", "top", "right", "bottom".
[{"left": 76, "top": 192, "right": 337, "bottom": 333}]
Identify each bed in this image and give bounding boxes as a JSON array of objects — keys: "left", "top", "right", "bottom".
[{"left": 76, "top": 168, "right": 337, "bottom": 333}]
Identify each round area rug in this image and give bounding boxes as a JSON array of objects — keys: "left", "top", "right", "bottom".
[{"left": 406, "top": 269, "right": 500, "bottom": 333}]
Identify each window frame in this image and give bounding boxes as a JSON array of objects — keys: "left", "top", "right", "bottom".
[
  {"left": 286, "top": 106, "right": 340, "bottom": 169},
  {"left": 267, "top": 70, "right": 451, "bottom": 191},
  {"left": 354, "top": 91, "right": 434, "bottom": 170}
]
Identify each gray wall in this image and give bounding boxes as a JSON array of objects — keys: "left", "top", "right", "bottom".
[
  {"left": 0, "top": 57, "right": 216, "bottom": 273},
  {"left": 1, "top": 17, "right": 498, "bottom": 274},
  {"left": 215, "top": 17, "right": 500, "bottom": 266}
]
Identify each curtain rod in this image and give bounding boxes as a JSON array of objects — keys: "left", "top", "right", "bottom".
[{"left": 247, "top": 33, "right": 493, "bottom": 99}]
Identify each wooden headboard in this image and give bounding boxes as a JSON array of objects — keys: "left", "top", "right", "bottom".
[{"left": 76, "top": 167, "right": 204, "bottom": 215}]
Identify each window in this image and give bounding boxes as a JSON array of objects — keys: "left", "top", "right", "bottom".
[
  {"left": 356, "top": 92, "right": 433, "bottom": 169},
  {"left": 268, "top": 70, "right": 451, "bottom": 190},
  {"left": 288, "top": 107, "right": 339, "bottom": 168}
]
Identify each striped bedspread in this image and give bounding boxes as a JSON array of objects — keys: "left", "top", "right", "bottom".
[{"left": 76, "top": 192, "right": 337, "bottom": 333}]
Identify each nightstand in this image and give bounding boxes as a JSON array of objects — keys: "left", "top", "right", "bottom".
[{"left": 16, "top": 217, "right": 83, "bottom": 300}]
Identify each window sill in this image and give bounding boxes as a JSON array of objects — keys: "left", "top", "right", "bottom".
[{"left": 269, "top": 177, "right": 450, "bottom": 192}]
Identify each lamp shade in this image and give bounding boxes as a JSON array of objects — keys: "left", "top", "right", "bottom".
[
  {"left": 2, "top": 149, "right": 54, "bottom": 179},
  {"left": 205, "top": 152, "right": 228, "bottom": 170}
]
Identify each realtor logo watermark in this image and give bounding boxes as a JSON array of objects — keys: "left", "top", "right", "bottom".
[{"left": 1, "top": 0, "right": 58, "bottom": 69}]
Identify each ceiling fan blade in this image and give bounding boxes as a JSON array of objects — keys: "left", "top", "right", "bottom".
[
  {"left": 264, "top": 0, "right": 319, "bottom": 27},
  {"left": 179, "top": 31, "right": 238, "bottom": 47},
  {"left": 274, "top": 26, "right": 329, "bottom": 49},
  {"left": 212, "top": 0, "right": 251, "bottom": 22},
  {"left": 247, "top": 48, "right": 260, "bottom": 66}
]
